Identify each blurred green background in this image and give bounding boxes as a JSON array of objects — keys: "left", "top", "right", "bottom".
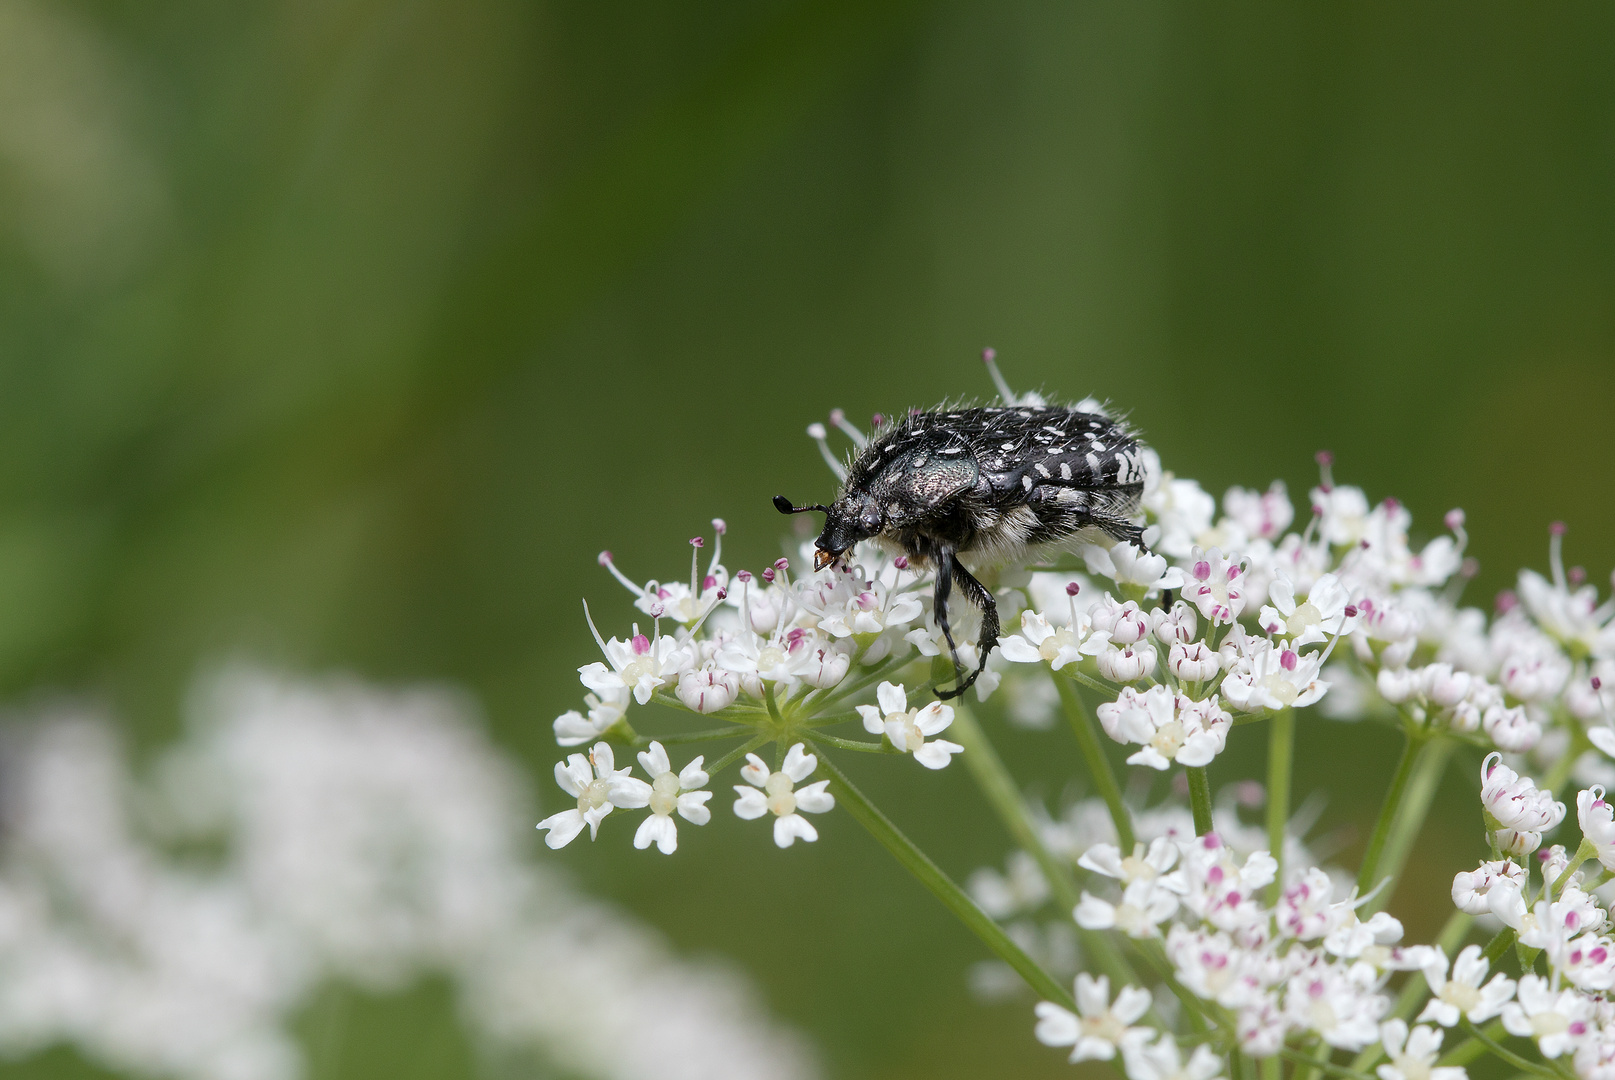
[{"left": 1, "top": 1, "right": 1613, "bottom": 1077}]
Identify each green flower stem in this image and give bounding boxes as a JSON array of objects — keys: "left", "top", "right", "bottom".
[
  {"left": 814, "top": 753, "right": 1077, "bottom": 1011},
  {"left": 705, "top": 734, "right": 771, "bottom": 776},
  {"left": 1267, "top": 707, "right": 1294, "bottom": 901},
  {"left": 1187, "top": 766, "right": 1214, "bottom": 835},
  {"left": 1055, "top": 675, "right": 1136, "bottom": 851},
  {"left": 1293, "top": 1035, "right": 1337, "bottom": 1080},
  {"left": 1364, "top": 737, "right": 1453, "bottom": 914},
  {"left": 1355, "top": 729, "right": 1427, "bottom": 899},
  {"left": 1276, "top": 1047, "right": 1374, "bottom": 1080},
  {"left": 1434, "top": 1021, "right": 1512, "bottom": 1069},
  {"left": 1481, "top": 928, "right": 1517, "bottom": 964},
  {"left": 1258, "top": 1054, "right": 1280, "bottom": 1080},
  {"left": 630, "top": 726, "right": 756, "bottom": 747},
  {"left": 804, "top": 731, "right": 895, "bottom": 754},
  {"left": 1458, "top": 1018, "right": 1560, "bottom": 1080},
  {"left": 946, "top": 699, "right": 1139, "bottom": 987},
  {"left": 1549, "top": 839, "right": 1598, "bottom": 901}
]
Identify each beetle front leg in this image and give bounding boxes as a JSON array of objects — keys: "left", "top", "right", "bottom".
[{"left": 938, "top": 556, "right": 998, "bottom": 700}]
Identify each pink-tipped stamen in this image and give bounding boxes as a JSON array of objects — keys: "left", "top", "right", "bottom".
[
  {"left": 982, "top": 346, "right": 1017, "bottom": 404},
  {"left": 828, "top": 408, "right": 867, "bottom": 448},
  {"left": 806, "top": 422, "right": 848, "bottom": 481}
]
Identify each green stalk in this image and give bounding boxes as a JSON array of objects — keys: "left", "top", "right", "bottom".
[
  {"left": 1267, "top": 707, "right": 1294, "bottom": 900},
  {"left": 1549, "top": 839, "right": 1597, "bottom": 901},
  {"left": 1363, "top": 738, "right": 1452, "bottom": 913},
  {"left": 1276, "top": 1048, "right": 1375, "bottom": 1080},
  {"left": 1458, "top": 1019, "right": 1561, "bottom": 1079},
  {"left": 1356, "top": 731, "right": 1426, "bottom": 898},
  {"left": 1294, "top": 1036, "right": 1335, "bottom": 1080},
  {"left": 1187, "top": 766, "right": 1214, "bottom": 835},
  {"left": 814, "top": 753, "right": 1076, "bottom": 1010},
  {"left": 947, "top": 699, "right": 1139, "bottom": 987},
  {"left": 1259, "top": 1055, "right": 1280, "bottom": 1080},
  {"left": 1055, "top": 675, "right": 1135, "bottom": 850},
  {"left": 705, "top": 733, "right": 771, "bottom": 776},
  {"left": 1481, "top": 928, "right": 1516, "bottom": 964}
]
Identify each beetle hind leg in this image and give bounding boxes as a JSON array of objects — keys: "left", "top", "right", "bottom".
[
  {"left": 929, "top": 552, "right": 968, "bottom": 693},
  {"left": 937, "top": 556, "right": 999, "bottom": 701}
]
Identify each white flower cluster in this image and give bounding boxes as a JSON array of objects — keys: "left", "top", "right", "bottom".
[
  {"left": 0, "top": 669, "right": 817, "bottom": 1080},
  {"left": 553, "top": 384, "right": 1615, "bottom": 1080}
]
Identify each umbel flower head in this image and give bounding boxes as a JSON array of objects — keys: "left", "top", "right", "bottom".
[{"left": 541, "top": 367, "right": 1615, "bottom": 1080}]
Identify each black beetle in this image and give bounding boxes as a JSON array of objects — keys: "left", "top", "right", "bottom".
[{"left": 777, "top": 398, "right": 1149, "bottom": 698}]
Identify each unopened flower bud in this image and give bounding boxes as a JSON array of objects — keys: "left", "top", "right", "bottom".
[
  {"left": 1097, "top": 642, "right": 1156, "bottom": 683},
  {"left": 1376, "top": 666, "right": 1421, "bottom": 705},
  {"left": 1151, "top": 602, "right": 1198, "bottom": 645},
  {"left": 1169, "top": 641, "right": 1220, "bottom": 682},
  {"left": 677, "top": 668, "right": 738, "bottom": 714}
]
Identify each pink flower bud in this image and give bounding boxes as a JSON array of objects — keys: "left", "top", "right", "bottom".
[
  {"left": 1066, "top": 582, "right": 1081, "bottom": 597},
  {"left": 689, "top": 537, "right": 704, "bottom": 548},
  {"left": 712, "top": 518, "right": 727, "bottom": 535},
  {"left": 1445, "top": 508, "right": 1465, "bottom": 530}
]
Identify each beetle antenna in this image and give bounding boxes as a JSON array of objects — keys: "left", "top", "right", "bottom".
[{"left": 773, "top": 495, "right": 829, "bottom": 515}]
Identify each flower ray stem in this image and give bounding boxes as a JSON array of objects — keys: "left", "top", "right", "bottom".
[
  {"left": 705, "top": 734, "right": 771, "bottom": 776},
  {"left": 1276, "top": 1047, "right": 1373, "bottom": 1080},
  {"left": 1481, "top": 928, "right": 1516, "bottom": 965},
  {"left": 1187, "top": 766, "right": 1214, "bottom": 835},
  {"left": 1355, "top": 730, "right": 1427, "bottom": 902},
  {"left": 631, "top": 726, "right": 756, "bottom": 747},
  {"left": 813, "top": 752, "right": 1076, "bottom": 1011},
  {"left": 1548, "top": 839, "right": 1597, "bottom": 901},
  {"left": 1267, "top": 707, "right": 1294, "bottom": 901},
  {"left": 804, "top": 732, "right": 895, "bottom": 754},
  {"left": 1055, "top": 675, "right": 1136, "bottom": 851},
  {"left": 1258, "top": 1055, "right": 1280, "bottom": 1080},
  {"left": 946, "top": 696, "right": 1140, "bottom": 988},
  {"left": 1364, "top": 737, "right": 1452, "bottom": 914},
  {"left": 1457, "top": 1018, "right": 1559, "bottom": 1079}
]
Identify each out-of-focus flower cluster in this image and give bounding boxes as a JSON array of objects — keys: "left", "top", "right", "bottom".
[
  {"left": 549, "top": 396, "right": 1615, "bottom": 1080},
  {"left": 0, "top": 669, "right": 817, "bottom": 1080}
]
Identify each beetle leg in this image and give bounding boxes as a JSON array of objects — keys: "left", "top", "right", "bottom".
[
  {"left": 929, "top": 548, "right": 967, "bottom": 691},
  {"left": 938, "top": 556, "right": 998, "bottom": 700}
]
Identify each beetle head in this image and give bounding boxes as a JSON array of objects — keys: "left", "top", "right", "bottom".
[{"left": 772, "top": 493, "right": 883, "bottom": 571}]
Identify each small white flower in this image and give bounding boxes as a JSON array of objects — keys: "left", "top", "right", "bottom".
[
  {"left": 732, "top": 743, "right": 834, "bottom": 847},
  {"left": 1222, "top": 639, "right": 1328, "bottom": 712},
  {"left": 1151, "top": 601, "right": 1199, "bottom": 645},
  {"left": 1033, "top": 973, "right": 1154, "bottom": 1063},
  {"left": 675, "top": 666, "right": 739, "bottom": 713},
  {"left": 998, "top": 609, "right": 1106, "bottom": 670},
  {"left": 1451, "top": 859, "right": 1525, "bottom": 915},
  {"left": 855, "top": 681, "right": 963, "bottom": 770},
  {"left": 536, "top": 742, "right": 640, "bottom": 849},
  {"left": 1169, "top": 641, "right": 1221, "bottom": 683},
  {"left": 1283, "top": 960, "right": 1387, "bottom": 1050},
  {"left": 1078, "top": 838, "right": 1180, "bottom": 885},
  {"left": 552, "top": 685, "right": 630, "bottom": 747},
  {"left": 1375, "top": 1019, "right": 1467, "bottom": 1080},
  {"left": 1075, "top": 879, "right": 1179, "bottom": 938},
  {"left": 1500, "top": 974, "right": 1592, "bottom": 1058},
  {"left": 1258, "top": 572, "right": 1359, "bottom": 647},
  {"left": 813, "top": 576, "right": 925, "bottom": 640},
  {"left": 1578, "top": 786, "right": 1615, "bottom": 872},
  {"left": 1415, "top": 945, "right": 1517, "bottom": 1027},
  {"left": 1097, "top": 641, "right": 1158, "bottom": 683},
  {"left": 1083, "top": 542, "right": 1184, "bottom": 591},
  {"left": 1482, "top": 702, "right": 1541, "bottom": 753},
  {"left": 1481, "top": 752, "right": 1565, "bottom": 833},
  {"left": 579, "top": 631, "right": 691, "bottom": 706},
  {"left": 1222, "top": 481, "right": 1293, "bottom": 542},
  {"left": 968, "top": 851, "right": 1050, "bottom": 919},
  {"left": 1092, "top": 598, "right": 1153, "bottom": 645},
  {"left": 1122, "top": 1034, "right": 1225, "bottom": 1080},
  {"left": 609, "top": 741, "right": 712, "bottom": 854},
  {"left": 1183, "top": 546, "right": 1248, "bottom": 625},
  {"left": 1096, "top": 687, "right": 1231, "bottom": 771}
]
